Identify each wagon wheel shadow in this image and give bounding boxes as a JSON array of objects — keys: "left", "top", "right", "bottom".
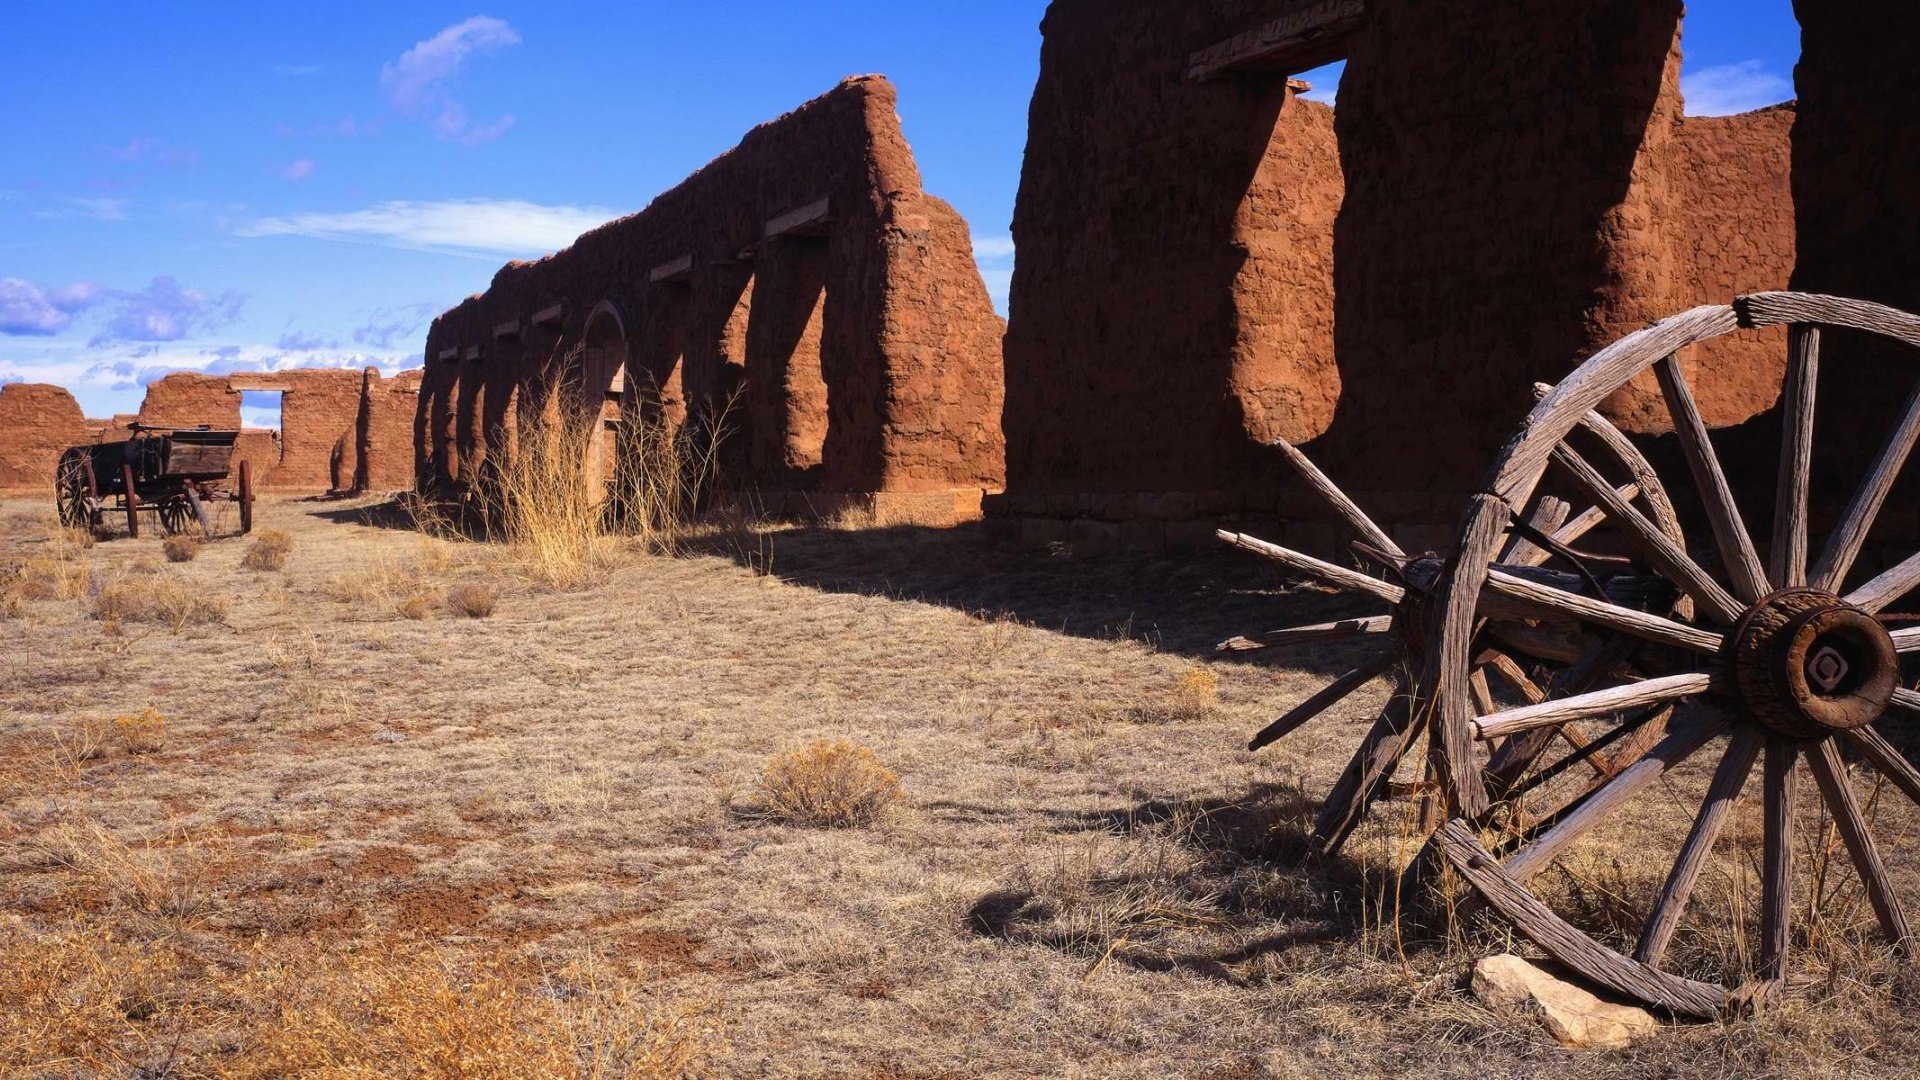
[{"left": 960, "top": 784, "right": 1438, "bottom": 985}]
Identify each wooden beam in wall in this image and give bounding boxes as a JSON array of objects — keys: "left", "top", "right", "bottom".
[
  {"left": 764, "top": 197, "right": 831, "bottom": 239},
  {"left": 648, "top": 254, "right": 695, "bottom": 283},
  {"left": 463, "top": 346, "right": 482, "bottom": 362},
  {"left": 1187, "top": 0, "right": 1364, "bottom": 82},
  {"left": 531, "top": 303, "right": 565, "bottom": 329},
  {"left": 493, "top": 319, "right": 521, "bottom": 340},
  {"left": 436, "top": 348, "right": 459, "bottom": 362}
]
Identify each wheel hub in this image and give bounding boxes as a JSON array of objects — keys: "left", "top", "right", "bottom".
[{"left": 1729, "top": 588, "right": 1897, "bottom": 738}]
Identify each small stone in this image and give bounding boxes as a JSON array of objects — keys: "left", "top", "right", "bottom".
[
  {"left": 1472, "top": 954, "right": 1660, "bottom": 1049},
  {"left": 374, "top": 730, "right": 407, "bottom": 744}
]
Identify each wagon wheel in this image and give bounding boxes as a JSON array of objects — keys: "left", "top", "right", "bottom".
[
  {"left": 158, "top": 498, "right": 193, "bottom": 537},
  {"left": 1437, "top": 292, "right": 1920, "bottom": 1017},
  {"left": 55, "top": 449, "right": 97, "bottom": 533},
  {"left": 1220, "top": 427, "right": 1689, "bottom": 859},
  {"left": 238, "top": 460, "right": 254, "bottom": 535}
]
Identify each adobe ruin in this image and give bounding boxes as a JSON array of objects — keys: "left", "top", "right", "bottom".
[
  {"left": 0, "top": 368, "right": 421, "bottom": 496},
  {"left": 991, "top": 0, "right": 1799, "bottom": 552},
  {"left": 417, "top": 75, "right": 1006, "bottom": 525}
]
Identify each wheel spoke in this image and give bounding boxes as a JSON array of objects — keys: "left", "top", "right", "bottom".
[
  {"left": 1550, "top": 443, "right": 1744, "bottom": 623},
  {"left": 1217, "top": 531, "right": 1405, "bottom": 606},
  {"left": 1503, "top": 709, "right": 1729, "bottom": 883},
  {"left": 1807, "top": 738, "right": 1914, "bottom": 950},
  {"left": 1248, "top": 653, "right": 1394, "bottom": 752},
  {"left": 1845, "top": 551, "right": 1920, "bottom": 615},
  {"left": 1635, "top": 728, "right": 1763, "bottom": 966},
  {"left": 1889, "top": 687, "right": 1920, "bottom": 717},
  {"left": 1844, "top": 725, "right": 1920, "bottom": 806},
  {"left": 1312, "top": 690, "right": 1422, "bottom": 857},
  {"left": 1270, "top": 436, "right": 1405, "bottom": 560},
  {"left": 1218, "top": 614, "right": 1394, "bottom": 653},
  {"left": 1520, "top": 482, "right": 1639, "bottom": 569},
  {"left": 1655, "top": 356, "right": 1770, "bottom": 603},
  {"left": 1771, "top": 326, "right": 1819, "bottom": 589},
  {"left": 1502, "top": 496, "right": 1571, "bottom": 566},
  {"left": 1811, "top": 381, "right": 1920, "bottom": 593},
  {"left": 1892, "top": 626, "right": 1920, "bottom": 653},
  {"left": 1474, "top": 672, "right": 1716, "bottom": 741},
  {"left": 1761, "top": 737, "right": 1797, "bottom": 982},
  {"left": 1483, "top": 566, "right": 1723, "bottom": 654}
]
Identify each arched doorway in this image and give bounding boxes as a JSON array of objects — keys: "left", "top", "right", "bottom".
[{"left": 580, "top": 300, "right": 632, "bottom": 492}]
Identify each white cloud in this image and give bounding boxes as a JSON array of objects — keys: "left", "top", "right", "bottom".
[
  {"left": 279, "top": 158, "right": 317, "bottom": 182},
  {"left": 1682, "top": 61, "right": 1792, "bottom": 117},
  {"left": 0, "top": 278, "right": 104, "bottom": 335},
  {"left": 34, "top": 196, "right": 128, "bottom": 221},
  {"left": 237, "top": 198, "right": 618, "bottom": 258},
  {"left": 90, "top": 276, "right": 247, "bottom": 346},
  {"left": 381, "top": 16, "right": 521, "bottom": 144}
]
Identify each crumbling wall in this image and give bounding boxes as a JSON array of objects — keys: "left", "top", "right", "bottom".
[
  {"left": 0, "top": 384, "right": 89, "bottom": 492},
  {"left": 998, "top": 0, "right": 1342, "bottom": 539},
  {"left": 418, "top": 76, "right": 1006, "bottom": 524},
  {"left": 1789, "top": 2, "right": 1920, "bottom": 530},
  {"left": 361, "top": 369, "right": 422, "bottom": 493},
  {"left": 994, "top": 0, "right": 1795, "bottom": 550}
]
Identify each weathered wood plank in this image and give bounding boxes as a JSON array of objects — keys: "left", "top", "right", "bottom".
[
  {"left": 1474, "top": 672, "right": 1716, "bottom": 740},
  {"left": 1760, "top": 737, "right": 1797, "bottom": 981},
  {"left": 1771, "top": 326, "right": 1819, "bottom": 588},
  {"left": 1808, "top": 738, "right": 1913, "bottom": 950},
  {"left": 1440, "top": 820, "right": 1726, "bottom": 1018},
  {"left": 1636, "top": 729, "right": 1762, "bottom": 966},
  {"left": 1483, "top": 566, "right": 1723, "bottom": 654},
  {"left": 1654, "top": 356, "right": 1769, "bottom": 603},
  {"left": 1217, "top": 614, "right": 1393, "bottom": 653},
  {"left": 1248, "top": 654, "right": 1393, "bottom": 752},
  {"left": 1812, "top": 381, "right": 1920, "bottom": 593},
  {"left": 1269, "top": 436, "right": 1404, "bottom": 559},
  {"left": 1217, "top": 530, "right": 1405, "bottom": 605},
  {"left": 1421, "top": 494, "right": 1508, "bottom": 819},
  {"left": 1186, "top": 0, "right": 1364, "bottom": 82}
]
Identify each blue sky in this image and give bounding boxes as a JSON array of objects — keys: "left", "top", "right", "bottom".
[{"left": 1, "top": 2, "right": 1799, "bottom": 424}]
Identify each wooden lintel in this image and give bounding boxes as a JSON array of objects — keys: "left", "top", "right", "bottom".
[
  {"left": 531, "top": 303, "right": 565, "bottom": 329},
  {"left": 492, "top": 319, "right": 521, "bottom": 341},
  {"left": 436, "top": 348, "right": 459, "bottom": 362},
  {"left": 764, "top": 197, "right": 831, "bottom": 239},
  {"left": 1187, "top": 0, "right": 1363, "bottom": 82},
  {"left": 463, "top": 346, "right": 482, "bottom": 363},
  {"left": 648, "top": 254, "right": 695, "bottom": 283}
]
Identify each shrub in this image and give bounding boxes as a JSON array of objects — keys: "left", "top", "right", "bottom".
[
  {"left": 17, "top": 556, "right": 88, "bottom": 601},
  {"left": 242, "top": 529, "right": 294, "bottom": 571},
  {"left": 113, "top": 709, "right": 167, "bottom": 754},
  {"left": 759, "top": 740, "right": 902, "bottom": 828},
  {"left": 161, "top": 534, "right": 200, "bottom": 563},
  {"left": 394, "top": 593, "right": 433, "bottom": 621},
  {"left": 88, "top": 575, "right": 228, "bottom": 632},
  {"left": 445, "top": 581, "right": 497, "bottom": 618}
]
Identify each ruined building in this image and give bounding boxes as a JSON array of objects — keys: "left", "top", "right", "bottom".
[
  {"left": 991, "top": 0, "right": 1802, "bottom": 552},
  {"left": 417, "top": 75, "right": 1006, "bottom": 525},
  {"left": 0, "top": 369, "right": 420, "bottom": 496}
]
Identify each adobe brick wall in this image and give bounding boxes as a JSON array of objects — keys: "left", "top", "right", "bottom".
[
  {"left": 129, "top": 368, "right": 420, "bottom": 493},
  {"left": 0, "top": 383, "right": 89, "bottom": 492},
  {"left": 418, "top": 76, "right": 1006, "bottom": 523},
  {"left": 999, "top": 0, "right": 1341, "bottom": 516},
  {"left": 995, "top": 0, "right": 1797, "bottom": 552}
]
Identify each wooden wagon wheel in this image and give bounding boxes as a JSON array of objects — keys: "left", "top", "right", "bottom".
[
  {"left": 158, "top": 497, "right": 193, "bottom": 537},
  {"left": 1221, "top": 425, "right": 1690, "bottom": 859},
  {"left": 237, "top": 460, "right": 254, "bottom": 535},
  {"left": 55, "top": 449, "right": 97, "bottom": 534},
  {"left": 1434, "top": 292, "right": 1920, "bottom": 1017}
]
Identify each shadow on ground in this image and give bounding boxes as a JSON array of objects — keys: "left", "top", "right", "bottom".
[
  {"left": 699, "top": 520, "right": 1380, "bottom": 669},
  {"left": 961, "top": 784, "right": 1441, "bottom": 986}
]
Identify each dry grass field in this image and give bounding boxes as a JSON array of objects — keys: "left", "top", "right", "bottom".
[{"left": 4, "top": 495, "right": 1920, "bottom": 1078}]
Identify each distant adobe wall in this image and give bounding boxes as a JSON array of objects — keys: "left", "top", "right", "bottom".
[
  {"left": 996, "top": 0, "right": 1342, "bottom": 545},
  {"left": 419, "top": 75, "right": 1006, "bottom": 525},
  {"left": 0, "top": 384, "right": 89, "bottom": 492},
  {"left": 994, "top": 0, "right": 1795, "bottom": 552},
  {"left": 134, "top": 368, "right": 421, "bottom": 493}
]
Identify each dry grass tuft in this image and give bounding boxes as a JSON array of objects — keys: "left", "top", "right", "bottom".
[
  {"left": 161, "top": 533, "right": 200, "bottom": 563},
  {"left": 759, "top": 740, "right": 902, "bottom": 828},
  {"left": 88, "top": 573, "right": 228, "bottom": 632},
  {"left": 396, "top": 592, "right": 433, "bottom": 620},
  {"left": 16, "top": 555, "right": 90, "bottom": 601},
  {"left": 113, "top": 709, "right": 167, "bottom": 755},
  {"left": 445, "top": 581, "right": 498, "bottom": 618},
  {"left": 1124, "top": 666, "right": 1220, "bottom": 725},
  {"left": 241, "top": 529, "right": 293, "bottom": 571}
]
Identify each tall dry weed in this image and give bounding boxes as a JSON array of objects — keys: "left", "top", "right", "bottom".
[{"left": 759, "top": 740, "right": 902, "bottom": 828}]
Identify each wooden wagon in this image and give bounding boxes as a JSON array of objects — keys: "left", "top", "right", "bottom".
[
  {"left": 55, "top": 426, "right": 255, "bottom": 539},
  {"left": 1230, "top": 292, "right": 1920, "bottom": 1015}
]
